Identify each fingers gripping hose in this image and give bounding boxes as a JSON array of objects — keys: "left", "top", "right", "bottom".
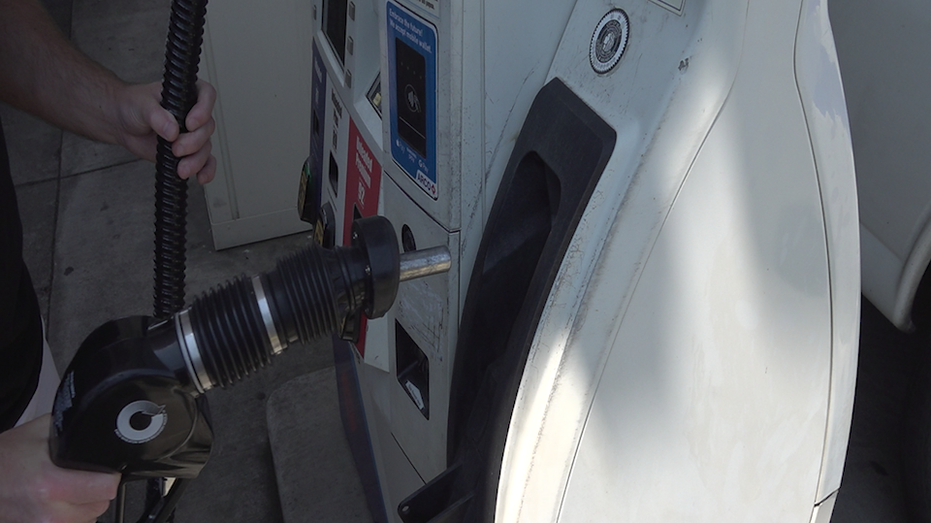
[{"left": 154, "top": 0, "right": 208, "bottom": 319}]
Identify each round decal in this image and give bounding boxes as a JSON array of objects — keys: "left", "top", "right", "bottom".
[
  {"left": 590, "top": 9, "right": 630, "bottom": 74},
  {"left": 115, "top": 400, "right": 167, "bottom": 444}
]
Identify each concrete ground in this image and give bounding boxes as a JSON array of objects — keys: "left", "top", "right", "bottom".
[{"left": 4, "top": 0, "right": 924, "bottom": 522}]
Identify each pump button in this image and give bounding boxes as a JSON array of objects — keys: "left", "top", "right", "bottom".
[
  {"left": 298, "top": 157, "right": 319, "bottom": 225},
  {"left": 318, "top": 202, "right": 336, "bottom": 248}
]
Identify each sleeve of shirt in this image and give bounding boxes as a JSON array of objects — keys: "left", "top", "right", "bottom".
[{"left": 0, "top": 118, "right": 45, "bottom": 431}]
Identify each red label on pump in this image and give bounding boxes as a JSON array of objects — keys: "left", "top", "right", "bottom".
[{"left": 343, "top": 118, "right": 382, "bottom": 356}]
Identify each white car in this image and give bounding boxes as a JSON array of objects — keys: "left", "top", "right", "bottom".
[{"left": 312, "top": 0, "right": 860, "bottom": 521}]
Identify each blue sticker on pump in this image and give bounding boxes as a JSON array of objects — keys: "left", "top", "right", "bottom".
[{"left": 387, "top": 1, "right": 438, "bottom": 200}]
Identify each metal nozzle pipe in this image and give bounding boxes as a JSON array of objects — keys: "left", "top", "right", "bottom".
[{"left": 399, "top": 246, "right": 452, "bottom": 282}]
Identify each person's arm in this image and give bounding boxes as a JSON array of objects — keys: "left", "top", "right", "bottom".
[
  {"left": 0, "top": 0, "right": 217, "bottom": 183},
  {"left": 0, "top": 415, "right": 120, "bottom": 523}
]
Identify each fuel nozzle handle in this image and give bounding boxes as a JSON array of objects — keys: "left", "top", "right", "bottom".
[
  {"left": 177, "top": 215, "right": 450, "bottom": 392},
  {"left": 50, "top": 215, "right": 449, "bottom": 478}
]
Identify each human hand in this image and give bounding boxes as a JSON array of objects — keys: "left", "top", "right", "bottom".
[
  {"left": 115, "top": 80, "right": 218, "bottom": 184},
  {"left": 0, "top": 414, "right": 120, "bottom": 523}
]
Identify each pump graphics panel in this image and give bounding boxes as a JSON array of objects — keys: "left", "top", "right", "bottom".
[{"left": 387, "top": 2, "right": 438, "bottom": 200}]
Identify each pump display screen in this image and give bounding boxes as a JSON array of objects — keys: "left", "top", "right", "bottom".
[
  {"left": 323, "top": 0, "right": 348, "bottom": 64},
  {"left": 395, "top": 39, "right": 427, "bottom": 157}
]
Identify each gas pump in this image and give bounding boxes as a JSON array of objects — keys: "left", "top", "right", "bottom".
[{"left": 307, "top": 0, "right": 861, "bottom": 522}]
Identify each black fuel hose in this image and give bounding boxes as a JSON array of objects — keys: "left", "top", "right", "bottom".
[
  {"left": 153, "top": 0, "right": 208, "bottom": 320},
  {"left": 148, "top": 0, "right": 208, "bottom": 518}
]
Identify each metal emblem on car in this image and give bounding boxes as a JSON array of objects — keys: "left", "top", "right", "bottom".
[{"left": 590, "top": 9, "right": 630, "bottom": 74}]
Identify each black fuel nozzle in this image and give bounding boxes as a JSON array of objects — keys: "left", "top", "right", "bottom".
[
  {"left": 50, "top": 216, "right": 451, "bottom": 477},
  {"left": 179, "top": 215, "right": 450, "bottom": 391}
]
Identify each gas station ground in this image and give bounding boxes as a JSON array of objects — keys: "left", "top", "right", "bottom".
[{"left": 2, "top": 0, "right": 918, "bottom": 521}]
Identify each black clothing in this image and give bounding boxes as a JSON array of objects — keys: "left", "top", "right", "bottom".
[{"left": 0, "top": 119, "right": 44, "bottom": 430}]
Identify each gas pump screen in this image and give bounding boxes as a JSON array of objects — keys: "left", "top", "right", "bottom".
[
  {"left": 395, "top": 39, "right": 427, "bottom": 157},
  {"left": 323, "top": 0, "right": 348, "bottom": 64}
]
